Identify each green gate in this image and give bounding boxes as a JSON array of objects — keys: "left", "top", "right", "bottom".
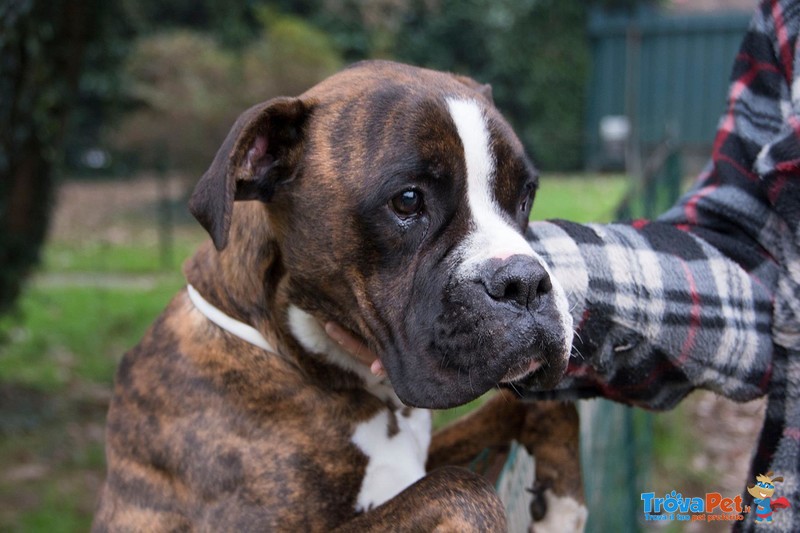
[
  {"left": 586, "top": 7, "right": 751, "bottom": 168},
  {"left": 581, "top": 146, "right": 683, "bottom": 533}
]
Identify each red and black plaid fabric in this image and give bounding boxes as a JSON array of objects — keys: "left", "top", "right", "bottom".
[{"left": 521, "top": 1, "right": 800, "bottom": 530}]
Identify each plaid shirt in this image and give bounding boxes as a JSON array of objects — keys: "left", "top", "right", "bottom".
[{"left": 520, "top": 1, "right": 800, "bottom": 530}]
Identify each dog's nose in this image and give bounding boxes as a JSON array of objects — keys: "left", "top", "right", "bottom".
[{"left": 481, "top": 255, "right": 552, "bottom": 307}]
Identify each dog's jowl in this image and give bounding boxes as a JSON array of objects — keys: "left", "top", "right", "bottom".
[{"left": 93, "top": 61, "right": 584, "bottom": 532}]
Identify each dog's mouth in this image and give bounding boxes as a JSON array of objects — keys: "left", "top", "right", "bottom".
[
  {"left": 373, "top": 296, "right": 573, "bottom": 408},
  {"left": 500, "top": 358, "right": 542, "bottom": 383},
  {"left": 502, "top": 353, "right": 567, "bottom": 390}
]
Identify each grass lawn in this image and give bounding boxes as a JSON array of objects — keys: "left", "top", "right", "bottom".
[
  {"left": 0, "top": 279, "right": 185, "bottom": 389},
  {"left": 533, "top": 173, "right": 628, "bottom": 222},
  {"left": 0, "top": 173, "right": 628, "bottom": 531}
]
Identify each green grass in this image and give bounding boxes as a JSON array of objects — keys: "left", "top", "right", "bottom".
[
  {"left": 43, "top": 238, "right": 203, "bottom": 274},
  {"left": 533, "top": 173, "right": 628, "bottom": 223},
  {"left": 432, "top": 393, "right": 492, "bottom": 430},
  {"left": 19, "top": 490, "right": 88, "bottom": 533},
  {"left": 0, "top": 390, "right": 108, "bottom": 532},
  {"left": 0, "top": 277, "right": 185, "bottom": 389}
]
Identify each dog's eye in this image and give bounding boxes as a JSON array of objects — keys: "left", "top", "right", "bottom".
[
  {"left": 390, "top": 189, "right": 424, "bottom": 218},
  {"left": 519, "top": 183, "right": 536, "bottom": 216}
]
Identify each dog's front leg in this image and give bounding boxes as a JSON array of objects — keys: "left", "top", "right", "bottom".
[
  {"left": 333, "top": 466, "right": 506, "bottom": 532},
  {"left": 516, "top": 397, "right": 586, "bottom": 532},
  {"left": 427, "top": 390, "right": 586, "bottom": 532},
  {"left": 427, "top": 390, "right": 527, "bottom": 470}
]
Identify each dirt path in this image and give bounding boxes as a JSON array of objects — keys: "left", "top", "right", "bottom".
[{"left": 49, "top": 175, "right": 188, "bottom": 242}]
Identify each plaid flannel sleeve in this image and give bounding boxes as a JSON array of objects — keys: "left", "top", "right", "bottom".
[{"left": 518, "top": 219, "right": 776, "bottom": 411}]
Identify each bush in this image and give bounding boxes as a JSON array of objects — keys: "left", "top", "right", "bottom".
[
  {"left": 241, "top": 8, "right": 343, "bottom": 102},
  {"left": 113, "top": 12, "right": 342, "bottom": 176},
  {"left": 113, "top": 31, "right": 238, "bottom": 174}
]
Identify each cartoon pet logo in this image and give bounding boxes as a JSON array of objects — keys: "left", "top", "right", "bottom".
[{"left": 747, "top": 471, "right": 791, "bottom": 523}]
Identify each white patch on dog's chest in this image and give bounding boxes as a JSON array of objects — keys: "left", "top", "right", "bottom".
[
  {"left": 351, "top": 407, "right": 431, "bottom": 512},
  {"left": 286, "top": 305, "right": 431, "bottom": 510}
]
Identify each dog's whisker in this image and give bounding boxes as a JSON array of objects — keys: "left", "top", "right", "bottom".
[{"left": 572, "top": 346, "right": 585, "bottom": 361}]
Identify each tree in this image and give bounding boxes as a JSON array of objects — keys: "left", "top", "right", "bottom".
[
  {"left": 0, "top": 0, "right": 341, "bottom": 315},
  {"left": 394, "top": 0, "right": 589, "bottom": 171},
  {"left": 0, "top": 0, "right": 120, "bottom": 313}
]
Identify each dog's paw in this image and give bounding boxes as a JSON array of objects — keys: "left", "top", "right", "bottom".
[
  {"left": 529, "top": 489, "right": 587, "bottom": 533},
  {"left": 529, "top": 480, "right": 549, "bottom": 521}
]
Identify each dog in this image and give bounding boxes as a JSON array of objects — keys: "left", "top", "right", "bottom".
[{"left": 93, "top": 60, "right": 585, "bottom": 532}]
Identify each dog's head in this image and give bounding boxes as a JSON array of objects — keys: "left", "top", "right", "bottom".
[{"left": 189, "top": 61, "right": 572, "bottom": 408}]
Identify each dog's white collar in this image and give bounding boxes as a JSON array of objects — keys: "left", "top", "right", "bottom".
[{"left": 187, "top": 284, "right": 275, "bottom": 352}]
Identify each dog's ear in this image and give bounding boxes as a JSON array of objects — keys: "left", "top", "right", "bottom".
[
  {"left": 450, "top": 73, "right": 493, "bottom": 104},
  {"left": 189, "top": 97, "right": 310, "bottom": 250}
]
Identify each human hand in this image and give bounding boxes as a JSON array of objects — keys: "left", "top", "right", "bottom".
[{"left": 324, "top": 322, "right": 386, "bottom": 378}]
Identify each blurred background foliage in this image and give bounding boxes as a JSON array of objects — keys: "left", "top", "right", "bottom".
[
  {"left": 109, "top": 0, "right": 656, "bottom": 175},
  {"left": 1, "top": 0, "right": 656, "bottom": 314},
  {"left": 393, "top": 0, "right": 590, "bottom": 170},
  {"left": 114, "top": 10, "right": 342, "bottom": 174}
]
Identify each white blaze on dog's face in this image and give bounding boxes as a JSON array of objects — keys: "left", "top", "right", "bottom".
[
  {"left": 446, "top": 96, "right": 573, "bottom": 362},
  {"left": 194, "top": 62, "right": 574, "bottom": 409},
  {"left": 446, "top": 98, "right": 533, "bottom": 267},
  {"left": 446, "top": 97, "right": 570, "bottom": 318}
]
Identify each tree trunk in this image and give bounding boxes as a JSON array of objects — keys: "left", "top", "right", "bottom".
[{"left": 0, "top": 0, "right": 99, "bottom": 313}]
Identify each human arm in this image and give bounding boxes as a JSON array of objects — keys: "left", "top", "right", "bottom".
[{"left": 518, "top": 216, "right": 776, "bottom": 410}]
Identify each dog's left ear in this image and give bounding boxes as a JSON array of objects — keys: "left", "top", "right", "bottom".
[
  {"left": 189, "top": 97, "right": 311, "bottom": 250},
  {"left": 450, "top": 73, "right": 493, "bottom": 104}
]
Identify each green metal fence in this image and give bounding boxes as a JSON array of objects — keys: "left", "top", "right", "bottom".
[
  {"left": 581, "top": 148, "right": 683, "bottom": 533},
  {"left": 581, "top": 401, "right": 654, "bottom": 533},
  {"left": 586, "top": 8, "right": 751, "bottom": 168}
]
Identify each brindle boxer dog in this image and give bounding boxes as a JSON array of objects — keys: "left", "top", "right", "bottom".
[{"left": 93, "top": 60, "right": 586, "bottom": 532}]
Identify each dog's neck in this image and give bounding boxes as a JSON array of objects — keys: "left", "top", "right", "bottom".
[
  {"left": 286, "top": 305, "right": 398, "bottom": 402},
  {"left": 184, "top": 206, "right": 401, "bottom": 405},
  {"left": 184, "top": 203, "right": 278, "bottom": 329},
  {"left": 187, "top": 284, "right": 275, "bottom": 352},
  {"left": 186, "top": 281, "right": 400, "bottom": 405}
]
